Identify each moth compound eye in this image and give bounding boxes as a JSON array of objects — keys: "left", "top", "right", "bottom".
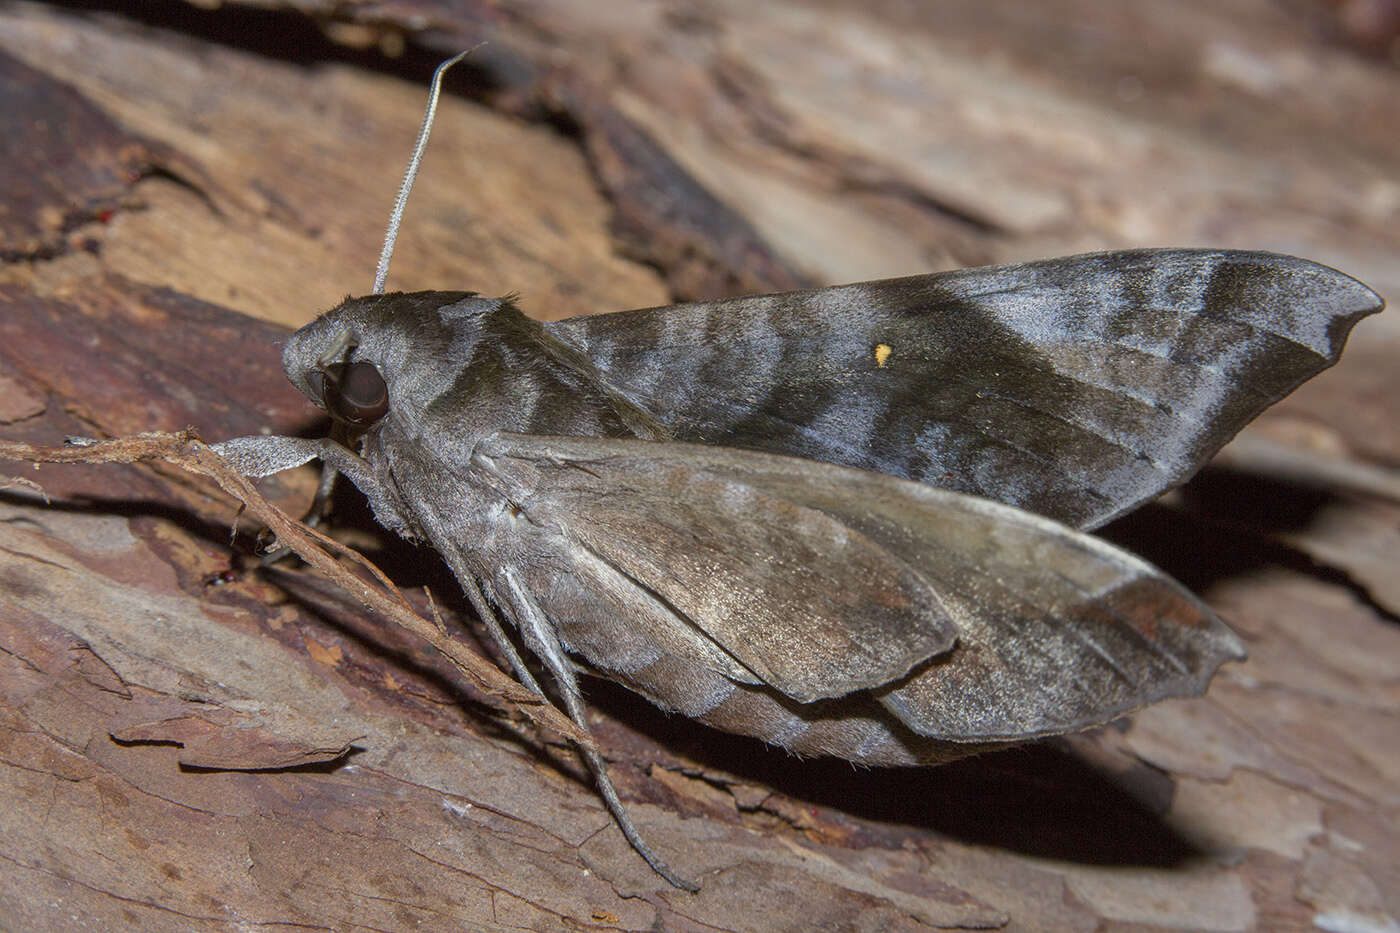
[{"left": 323, "top": 361, "right": 389, "bottom": 427}]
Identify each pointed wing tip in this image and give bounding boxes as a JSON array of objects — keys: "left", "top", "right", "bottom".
[
  {"left": 1159, "top": 625, "right": 1246, "bottom": 698},
  {"left": 1221, "top": 626, "right": 1249, "bottom": 662},
  {"left": 1249, "top": 250, "right": 1385, "bottom": 319},
  {"left": 1304, "top": 258, "right": 1386, "bottom": 321},
  {"left": 1308, "top": 264, "right": 1384, "bottom": 366},
  {"left": 1201, "top": 251, "right": 1383, "bottom": 370}
]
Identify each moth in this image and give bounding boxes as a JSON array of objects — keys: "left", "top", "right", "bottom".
[{"left": 80, "top": 57, "right": 1395, "bottom": 889}]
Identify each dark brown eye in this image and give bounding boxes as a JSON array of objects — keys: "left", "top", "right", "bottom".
[{"left": 322, "top": 360, "right": 389, "bottom": 427}]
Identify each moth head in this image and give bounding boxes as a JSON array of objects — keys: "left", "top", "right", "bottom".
[
  {"left": 282, "top": 291, "right": 491, "bottom": 430},
  {"left": 284, "top": 307, "right": 384, "bottom": 430}
]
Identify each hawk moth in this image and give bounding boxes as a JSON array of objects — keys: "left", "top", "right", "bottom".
[
  {"left": 84, "top": 58, "right": 1394, "bottom": 889},
  {"left": 210, "top": 249, "right": 1380, "bottom": 890}
]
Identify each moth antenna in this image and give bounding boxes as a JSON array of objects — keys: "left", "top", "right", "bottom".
[{"left": 372, "top": 47, "right": 481, "bottom": 295}]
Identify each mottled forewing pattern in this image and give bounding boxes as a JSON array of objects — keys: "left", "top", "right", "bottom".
[{"left": 546, "top": 249, "right": 1380, "bottom": 530}]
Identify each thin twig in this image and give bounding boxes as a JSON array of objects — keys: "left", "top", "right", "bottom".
[{"left": 0, "top": 431, "right": 594, "bottom": 750}]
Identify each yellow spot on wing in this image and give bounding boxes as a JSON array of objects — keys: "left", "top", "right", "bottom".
[{"left": 874, "top": 344, "right": 892, "bottom": 367}]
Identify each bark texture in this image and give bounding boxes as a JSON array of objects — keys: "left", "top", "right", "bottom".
[{"left": 0, "top": 2, "right": 1396, "bottom": 930}]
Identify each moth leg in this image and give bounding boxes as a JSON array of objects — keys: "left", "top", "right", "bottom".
[
  {"left": 499, "top": 566, "right": 700, "bottom": 892},
  {"left": 258, "top": 463, "right": 342, "bottom": 567},
  {"left": 211, "top": 435, "right": 411, "bottom": 541},
  {"left": 249, "top": 424, "right": 363, "bottom": 564},
  {"left": 435, "top": 547, "right": 544, "bottom": 696},
  {"left": 305, "top": 462, "right": 342, "bottom": 528},
  {"left": 441, "top": 551, "right": 700, "bottom": 887},
  {"left": 212, "top": 435, "right": 347, "bottom": 480},
  {"left": 299, "top": 420, "right": 365, "bottom": 529}
]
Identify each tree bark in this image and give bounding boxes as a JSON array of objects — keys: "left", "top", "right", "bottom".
[{"left": 0, "top": 2, "right": 1395, "bottom": 930}]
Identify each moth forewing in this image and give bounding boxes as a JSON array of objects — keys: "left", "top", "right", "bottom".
[{"left": 545, "top": 249, "right": 1382, "bottom": 531}]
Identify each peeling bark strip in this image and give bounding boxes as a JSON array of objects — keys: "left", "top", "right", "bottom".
[{"left": 0, "top": 432, "right": 591, "bottom": 749}]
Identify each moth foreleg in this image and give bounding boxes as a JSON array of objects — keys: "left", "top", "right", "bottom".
[
  {"left": 212, "top": 434, "right": 355, "bottom": 479},
  {"left": 211, "top": 434, "right": 416, "bottom": 537},
  {"left": 297, "top": 421, "right": 368, "bottom": 532},
  {"left": 254, "top": 458, "right": 344, "bottom": 569},
  {"left": 499, "top": 565, "right": 700, "bottom": 892},
  {"left": 305, "top": 460, "right": 342, "bottom": 529}
]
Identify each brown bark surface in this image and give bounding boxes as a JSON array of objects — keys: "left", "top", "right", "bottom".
[{"left": 0, "top": 2, "right": 1396, "bottom": 930}]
